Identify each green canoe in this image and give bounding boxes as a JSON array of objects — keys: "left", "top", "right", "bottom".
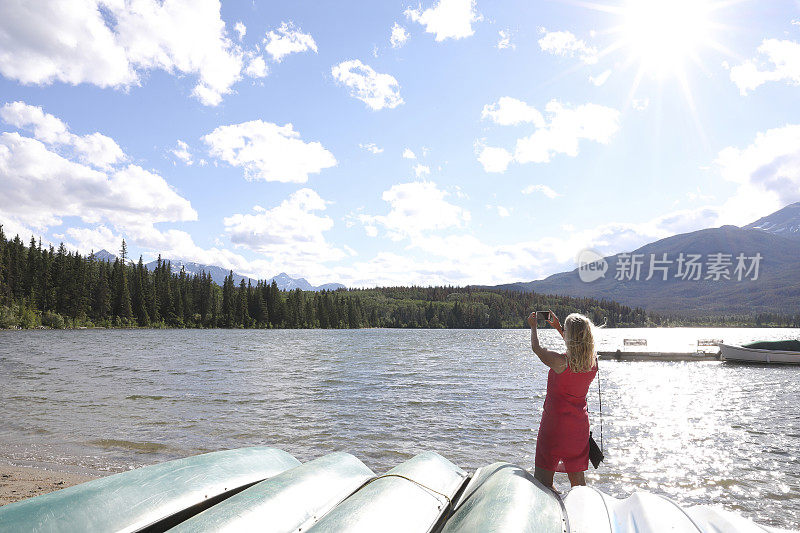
[
  {"left": 442, "top": 463, "right": 567, "bottom": 533},
  {"left": 0, "top": 447, "right": 300, "bottom": 533},
  {"left": 306, "top": 451, "right": 468, "bottom": 533},
  {"left": 169, "top": 452, "right": 374, "bottom": 533}
]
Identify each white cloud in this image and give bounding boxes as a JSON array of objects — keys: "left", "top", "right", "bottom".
[
  {"left": 245, "top": 56, "right": 268, "bottom": 78},
  {"left": 0, "top": 0, "right": 258, "bottom": 106},
  {"left": 171, "top": 139, "right": 193, "bottom": 165},
  {"left": 538, "top": 29, "right": 598, "bottom": 65},
  {"left": 476, "top": 144, "right": 513, "bottom": 173},
  {"left": 1, "top": 101, "right": 125, "bottom": 170},
  {"left": 488, "top": 205, "right": 512, "bottom": 217},
  {"left": 360, "top": 142, "right": 384, "bottom": 154},
  {"left": 403, "top": 148, "right": 417, "bottom": 159},
  {"left": 686, "top": 187, "right": 714, "bottom": 202},
  {"left": 522, "top": 184, "right": 560, "bottom": 199},
  {"left": 405, "top": 0, "right": 482, "bottom": 42},
  {"left": 729, "top": 39, "right": 800, "bottom": 95},
  {"left": 334, "top": 203, "right": 731, "bottom": 287},
  {"left": 478, "top": 98, "right": 619, "bottom": 171},
  {"left": 263, "top": 21, "right": 318, "bottom": 62},
  {"left": 589, "top": 69, "right": 611, "bottom": 86},
  {"left": 390, "top": 22, "right": 409, "bottom": 48},
  {"left": 66, "top": 225, "right": 121, "bottom": 254},
  {"left": 632, "top": 98, "right": 650, "bottom": 111},
  {"left": 223, "top": 189, "right": 345, "bottom": 265},
  {"left": 793, "top": 19, "right": 800, "bottom": 27},
  {"left": 203, "top": 120, "right": 337, "bottom": 183},
  {"left": 234, "top": 21, "right": 246, "bottom": 41},
  {"left": 0, "top": 132, "right": 196, "bottom": 234},
  {"left": 0, "top": 103, "right": 202, "bottom": 262},
  {"left": 482, "top": 96, "right": 545, "bottom": 127},
  {"left": 354, "top": 181, "right": 470, "bottom": 240},
  {"left": 715, "top": 124, "right": 800, "bottom": 208},
  {"left": 131, "top": 226, "right": 256, "bottom": 274},
  {"left": 414, "top": 164, "right": 431, "bottom": 177},
  {"left": 331, "top": 60, "right": 403, "bottom": 110},
  {"left": 497, "top": 30, "right": 514, "bottom": 50},
  {"left": 514, "top": 100, "right": 620, "bottom": 164}
]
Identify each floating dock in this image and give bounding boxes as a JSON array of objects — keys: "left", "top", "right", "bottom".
[
  {"left": 0, "top": 447, "right": 787, "bottom": 533},
  {"left": 598, "top": 350, "right": 721, "bottom": 362}
]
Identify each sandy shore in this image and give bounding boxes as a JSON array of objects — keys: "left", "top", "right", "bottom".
[{"left": 0, "top": 464, "right": 98, "bottom": 506}]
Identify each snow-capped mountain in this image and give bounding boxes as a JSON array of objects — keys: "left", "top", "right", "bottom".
[
  {"left": 91, "top": 251, "right": 344, "bottom": 291},
  {"left": 743, "top": 201, "right": 800, "bottom": 239},
  {"left": 144, "top": 258, "right": 252, "bottom": 286},
  {"left": 144, "top": 259, "right": 345, "bottom": 291},
  {"left": 493, "top": 201, "right": 800, "bottom": 315}
]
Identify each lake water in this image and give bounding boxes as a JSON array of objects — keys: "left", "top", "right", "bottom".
[{"left": 1, "top": 328, "right": 798, "bottom": 529}]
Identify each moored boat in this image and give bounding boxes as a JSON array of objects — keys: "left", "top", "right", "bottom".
[{"left": 719, "top": 340, "right": 800, "bottom": 365}]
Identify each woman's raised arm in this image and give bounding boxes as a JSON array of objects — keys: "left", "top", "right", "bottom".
[{"left": 528, "top": 312, "right": 567, "bottom": 373}]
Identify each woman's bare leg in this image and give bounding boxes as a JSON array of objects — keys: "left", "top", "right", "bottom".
[
  {"left": 534, "top": 466, "right": 556, "bottom": 491},
  {"left": 567, "top": 471, "right": 586, "bottom": 487}
]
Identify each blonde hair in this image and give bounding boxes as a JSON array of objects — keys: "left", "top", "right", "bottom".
[{"left": 564, "top": 313, "right": 596, "bottom": 372}]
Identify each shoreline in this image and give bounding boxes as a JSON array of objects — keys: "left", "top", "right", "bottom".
[
  {"left": 2, "top": 325, "right": 798, "bottom": 331},
  {"left": 0, "top": 462, "right": 99, "bottom": 506}
]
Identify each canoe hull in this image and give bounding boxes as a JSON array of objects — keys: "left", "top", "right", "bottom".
[
  {"left": 719, "top": 343, "right": 800, "bottom": 365},
  {"left": 0, "top": 447, "right": 300, "bottom": 533}
]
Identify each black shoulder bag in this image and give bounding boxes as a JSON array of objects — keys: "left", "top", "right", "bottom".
[{"left": 588, "top": 359, "right": 605, "bottom": 469}]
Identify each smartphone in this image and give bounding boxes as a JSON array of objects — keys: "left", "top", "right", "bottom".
[{"left": 536, "top": 311, "right": 550, "bottom": 321}]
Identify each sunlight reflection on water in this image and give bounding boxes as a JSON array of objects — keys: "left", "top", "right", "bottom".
[{"left": 0, "top": 328, "right": 798, "bottom": 528}]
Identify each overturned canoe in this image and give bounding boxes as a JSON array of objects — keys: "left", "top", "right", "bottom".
[
  {"left": 564, "top": 486, "right": 793, "bottom": 533},
  {"left": 442, "top": 462, "right": 566, "bottom": 533},
  {"left": 306, "top": 451, "right": 467, "bottom": 533},
  {"left": 0, "top": 448, "right": 789, "bottom": 533},
  {"left": 0, "top": 447, "right": 300, "bottom": 533},
  {"left": 169, "top": 452, "right": 374, "bottom": 533}
]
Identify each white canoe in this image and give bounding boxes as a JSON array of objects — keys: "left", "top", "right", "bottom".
[{"left": 719, "top": 343, "right": 800, "bottom": 365}]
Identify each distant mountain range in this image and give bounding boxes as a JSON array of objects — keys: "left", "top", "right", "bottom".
[
  {"left": 493, "top": 202, "right": 800, "bottom": 316},
  {"left": 92, "top": 251, "right": 345, "bottom": 292},
  {"left": 90, "top": 202, "right": 800, "bottom": 311}
]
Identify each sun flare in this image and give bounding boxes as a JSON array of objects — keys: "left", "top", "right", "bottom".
[{"left": 619, "top": 0, "right": 714, "bottom": 77}]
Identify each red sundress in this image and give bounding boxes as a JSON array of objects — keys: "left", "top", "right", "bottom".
[{"left": 535, "top": 360, "right": 598, "bottom": 472}]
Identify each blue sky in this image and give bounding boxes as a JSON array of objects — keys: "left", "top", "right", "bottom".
[{"left": 1, "top": 0, "right": 799, "bottom": 287}]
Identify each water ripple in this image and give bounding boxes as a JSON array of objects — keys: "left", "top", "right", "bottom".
[{"left": 0, "top": 327, "right": 798, "bottom": 529}]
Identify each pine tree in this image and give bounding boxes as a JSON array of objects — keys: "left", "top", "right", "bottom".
[
  {"left": 53, "top": 243, "right": 68, "bottom": 314},
  {"left": 173, "top": 277, "right": 184, "bottom": 326},
  {"left": 254, "top": 282, "right": 269, "bottom": 326},
  {"left": 158, "top": 260, "right": 174, "bottom": 324},
  {"left": 69, "top": 252, "right": 87, "bottom": 321},
  {"left": 235, "top": 279, "right": 249, "bottom": 327},
  {"left": 112, "top": 257, "right": 133, "bottom": 323},
  {"left": 25, "top": 236, "right": 39, "bottom": 305},
  {"left": 119, "top": 239, "right": 128, "bottom": 265},
  {"left": 131, "top": 257, "right": 149, "bottom": 326},
  {"left": 93, "top": 265, "right": 112, "bottom": 321},
  {"left": 303, "top": 299, "right": 314, "bottom": 327},
  {"left": 221, "top": 271, "right": 234, "bottom": 327}
]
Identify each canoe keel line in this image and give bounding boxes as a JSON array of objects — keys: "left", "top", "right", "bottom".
[{"left": 0, "top": 447, "right": 791, "bottom": 533}]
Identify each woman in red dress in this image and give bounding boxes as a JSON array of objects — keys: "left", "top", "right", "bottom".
[{"left": 527, "top": 311, "right": 598, "bottom": 491}]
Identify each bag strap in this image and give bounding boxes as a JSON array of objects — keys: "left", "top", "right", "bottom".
[{"left": 597, "top": 355, "right": 603, "bottom": 452}]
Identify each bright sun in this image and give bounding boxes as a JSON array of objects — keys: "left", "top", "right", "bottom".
[{"left": 619, "top": 0, "right": 714, "bottom": 78}]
